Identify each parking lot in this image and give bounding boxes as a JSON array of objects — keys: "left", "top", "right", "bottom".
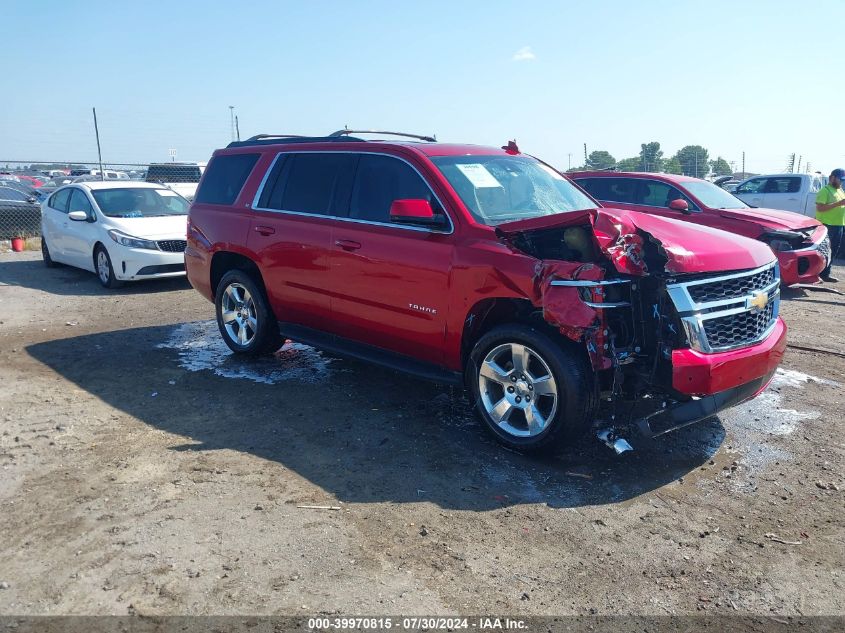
[{"left": 0, "top": 250, "right": 843, "bottom": 617}]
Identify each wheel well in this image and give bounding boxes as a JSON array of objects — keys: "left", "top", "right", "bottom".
[
  {"left": 210, "top": 251, "right": 266, "bottom": 298},
  {"left": 460, "top": 298, "right": 589, "bottom": 369},
  {"left": 461, "top": 298, "right": 535, "bottom": 365},
  {"left": 92, "top": 242, "right": 105, "bottom": 268}
]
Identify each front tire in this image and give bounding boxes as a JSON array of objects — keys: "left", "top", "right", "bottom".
[
  {"left": 215, "top": 270, "right": 282, "bottom": 356},
  {"left": 468, "top": 324, "right": 596, "bottom": 453},
  {"left": 94, "top": 245, "right": 123, "bottom": 289}
]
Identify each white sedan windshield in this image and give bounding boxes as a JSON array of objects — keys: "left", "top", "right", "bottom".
[{"left": 91, "top": 188, "right": 189, "bottom": 218}]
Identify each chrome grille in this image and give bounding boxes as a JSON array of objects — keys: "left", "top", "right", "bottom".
[
  {"left": 702, "top": 301, "right": 775, "bottom": 349},
  {"left": 688, "top": 266, "right": 776, "bottom": 303},
  {"left": 157, "top": 239, "right": 187, "bottom": 253},
  {"left": 666, "top": 261, "right": 780, "bottom": 353},
  {"left": 817, "top": 235, "right": 831, "bottom": 264}
]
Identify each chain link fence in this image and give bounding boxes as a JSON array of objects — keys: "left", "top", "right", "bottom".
[{"left": 0, "top": 160, "right": 208, "bottom": 245}]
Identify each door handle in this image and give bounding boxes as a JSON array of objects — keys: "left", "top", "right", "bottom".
[
  {"left": 335, "top": 239, "right": 362, "bottom": 251},
  {"left": 254, "top": 225, "right": 275, "bottom": 236}
]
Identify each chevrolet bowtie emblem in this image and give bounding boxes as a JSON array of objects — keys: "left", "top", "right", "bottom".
[{"left": 747, "top": 291, "right": 769, "bottom": 311}]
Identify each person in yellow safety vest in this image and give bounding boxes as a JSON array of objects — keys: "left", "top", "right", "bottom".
[{"left": 816, "top": 168, "right": 845, "bottom": 282}]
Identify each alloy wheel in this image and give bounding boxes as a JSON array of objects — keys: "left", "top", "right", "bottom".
[
  {"left": 478, "top": 343, "right": 558, "bottom": 438},
  {"left": 220, "top": 283, "right": 258, "bottom": 346},
  {"left": 97, "top": 250, "right": 110, "bottom": 284}
]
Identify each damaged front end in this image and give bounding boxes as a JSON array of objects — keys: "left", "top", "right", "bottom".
[{"left": 496, "top": 208, "right": 784, "bottom": 447}]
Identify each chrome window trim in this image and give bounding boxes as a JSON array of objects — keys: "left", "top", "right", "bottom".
[{"left": 249, "top": 150, "right": 454, "bottom": 235}]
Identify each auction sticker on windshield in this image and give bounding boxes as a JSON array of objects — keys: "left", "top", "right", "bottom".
[{"left": 456, "top": 164, "right": 502, "bottom": 188}]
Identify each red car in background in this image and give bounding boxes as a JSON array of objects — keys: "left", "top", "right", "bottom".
[
  {"left": 571, "top": 172, "right": 829, "bottom": 286},
  {"left": 17, "top": 175, "right": 45, "bottom": 188}
]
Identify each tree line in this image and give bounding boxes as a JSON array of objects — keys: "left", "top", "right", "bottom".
[{"left": 571, "top": 142, "right": 732, "bottom": 179}]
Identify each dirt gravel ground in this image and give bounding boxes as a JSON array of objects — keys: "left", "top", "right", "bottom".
[{"left": 0, "top": 250, "right": 843, "bottom": 618}]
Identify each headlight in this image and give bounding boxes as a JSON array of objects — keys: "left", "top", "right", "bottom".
[
  {"left": 761, "top": 230, "right": 802, "bottom": 252},
  {"left": 767, "top": 239, "right": 792, "bottom": 252},
  {"left": 108, "top": 229, "right": 159, "bottom": 250}
]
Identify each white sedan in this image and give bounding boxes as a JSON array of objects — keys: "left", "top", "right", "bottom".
[{"left": 41, "top": 181, "right": 189, "bottom": 288}]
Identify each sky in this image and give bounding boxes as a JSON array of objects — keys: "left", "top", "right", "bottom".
[{"left": 2, "top": 0, "right": 842, "bottom": 174}]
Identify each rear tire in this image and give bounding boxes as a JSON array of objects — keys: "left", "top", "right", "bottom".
[
  {"left": 467, "top": 324, "right": 596, "bottom": 453},
  {"left": 215, "top": 270, "right": 282, "bottom": 356},
  {"left": 42, "top": 238, "right": 57, "bottom": 268},
  {"left": 94, "top": 245, "right": 123, "bottom": 289}
]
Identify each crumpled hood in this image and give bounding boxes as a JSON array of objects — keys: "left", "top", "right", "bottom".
[
  {"left": 497, "top": 207, "right": 776, "bottom": 275},
  {"left": 594, "top": 208, "right": 776, "bottom": 274},
  {"left": 104, "top": 214, "right": 188, "bottom": 239},
  {"left": 718, "top": 207, "right": 819, "bottom": 231}
]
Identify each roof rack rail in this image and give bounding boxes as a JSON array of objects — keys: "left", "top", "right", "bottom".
[
  {"left": 329, "top": 129, "right": 437, "bottom": 143},
  {"left": 226, "top": 134, "right": 366, "bottom": 148},
  {"left": 245, "top": 134, "right": 308, "bottom": 141}
]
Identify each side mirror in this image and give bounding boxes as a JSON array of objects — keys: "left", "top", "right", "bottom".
[
  {"left": 389, "top": 199, "right": 447, "bottom": 228},
  {"left": 27, "top": 196, "right": 37, "bottom": 204},
  {"left": 668, "top": 198, "right": 691, "bottom": 214},
  {"left": 68, "top": 210, "right": 89, "bottom": 222}
]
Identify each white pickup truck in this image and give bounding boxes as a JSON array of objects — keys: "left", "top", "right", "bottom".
[
  {"left": 145, "top": 162, "right": 206, "bottom": 201},
  {"left": 734, "top": 173, "right": 827, "bottom": 218}
]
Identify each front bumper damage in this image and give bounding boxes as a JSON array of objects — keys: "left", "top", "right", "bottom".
[{"left": 496, "top": 208, "right": 786, "bottom": 448}]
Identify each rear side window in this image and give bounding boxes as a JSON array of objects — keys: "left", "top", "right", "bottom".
[
  {"left": 50, "top": 188, "right": 71, "bottom": 212},
  {"left": 194, "top": 153, "right": 259, "bottom": 205},
  {"left": 762, "top": 176, "right": 801, "bottom": 194},
  {"left": 576, "top": 178, "right": 612, "bottom": 201},
  {"left": 577, "top": 177, "right": 635, "bottom": 204},
  {"left": 578, "top": 177, "right": 696, "bottom": 210},
  {"left": 258, "top": 153, "right": 356, "bottom": 215}
]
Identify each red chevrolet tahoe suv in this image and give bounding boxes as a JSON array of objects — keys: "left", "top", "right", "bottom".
[
  {"left": 570, "top": 171, "right": 830, "bottom": 286},
  {"left": 185, "top": 131, "right": 786, "bottom": 453}
]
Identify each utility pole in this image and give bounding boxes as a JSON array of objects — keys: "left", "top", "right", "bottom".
[
  {"left": 229, "top": 106, "right": 236, "bottom": 142},
  {"left": 742, "top": 151, "right": 745, "bottom": 177},
  {"left": 583, "top": 143, "right": 588, "bottom": 166},
  {"left": 235, "top": 115, "right": 241, "bottom": 142},
  {"left": 567, "top": 153, "right": 572, "bottom": 170},
  {"left": 694, "top": 152, "right": 698, "bottom": 178},
  {"left": 796, "top": 155, "right": 802, "bottom": 173},
  {"left": 92, "top": 107, "right": 104, "bottom": 181}
]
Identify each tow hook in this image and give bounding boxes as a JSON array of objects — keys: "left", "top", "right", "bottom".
[{"left": 596, "top": 428, "right": 634, "bottom": 454}]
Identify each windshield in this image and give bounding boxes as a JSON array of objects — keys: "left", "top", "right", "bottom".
[
  {"left": 431, "top": 155, "right": 596, "bottom": 225},
  {"left": 683, "top": 181, "right": 748, "bottom": 210},
  {"left": 91, "top": 187, "right": 189, "bottom": 217}
]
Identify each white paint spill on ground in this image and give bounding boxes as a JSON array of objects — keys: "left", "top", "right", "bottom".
[
  {"left": 158, "top": 320, "right": 332, "bottom": 384},
  {"left": 724, "top": 367, "right": 839, "bottom": 476},
  {"left": 772, "top": 368, "right": 839, "bottom": 389}
]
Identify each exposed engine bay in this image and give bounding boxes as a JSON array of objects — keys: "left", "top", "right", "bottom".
[{"left": 495, "top": 209, "right": 780, "bottom": 446}]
